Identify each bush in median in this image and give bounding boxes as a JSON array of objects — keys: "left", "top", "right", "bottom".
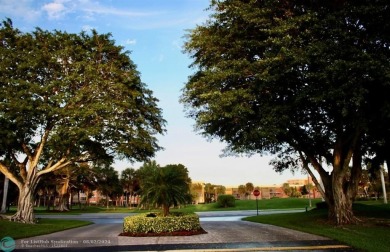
[{"left": 123, "top": 212, "right": 204, "bottom": 235}]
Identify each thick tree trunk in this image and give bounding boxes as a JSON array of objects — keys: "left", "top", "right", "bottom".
[
  {"left": 305, "top": 142, "right": 361, "bottom": 225},
  {"left": 55, "top": 195, "right": 69, "bottom": 211},
  {"left": 11, "top": 183, "right": 36, "bottom": 223},
  {"left": 162, "top": 204, "right": 170, "bottom": 216},
  {"left": 328, "top": 178, "right": 356, "bottom": 225}
]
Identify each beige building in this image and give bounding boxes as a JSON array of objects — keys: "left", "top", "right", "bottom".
[{"left": 191, "top": 177, "right": 321, "bottom": 203}]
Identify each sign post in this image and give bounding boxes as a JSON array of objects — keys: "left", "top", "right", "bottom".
[{"left": 253, "top": 189, "right": 260, "bottom": 216}]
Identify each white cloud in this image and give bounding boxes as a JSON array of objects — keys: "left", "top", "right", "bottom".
[
  {"left": 0, "top": 0, "right": 41, "bottom": 21},
  {"left": 41, "top": 0, "right": 157, "bottom": 21},
  {"left": 81, "top": 24, "right": 95, "bottom": 32},
  {"left": 42, "top": 0, "right": 72, "bottom": 20},
  {"left": 125, "top": 39, "right": 137, "bottom": 45}
]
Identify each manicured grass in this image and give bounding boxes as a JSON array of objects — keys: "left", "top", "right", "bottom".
[
  {"left": 33, "top": 206, "right": 138, "bottom": 214},
  {"left": 244, "top": 203, "right": 390, "bottom": 252},
  {"left": 31, "top": 197, "right": 315, "bottom": 216},
  {"left": 28, "top": 198, "right": 318, "bottom": 214},
  {"left": 0, "top": 219, "right": 92, "bottom": 239},
  {"left": 182, "top": 198, "right": 321, "bottom": 212}
]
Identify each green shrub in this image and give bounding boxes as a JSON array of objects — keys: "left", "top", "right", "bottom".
[
  {"left": 123, "top": 212, "right": 202, "bottom": 234},
  {"left": 216, "top": 195, "right": 236, "bottom": 208}
]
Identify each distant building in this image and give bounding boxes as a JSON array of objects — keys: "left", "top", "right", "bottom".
[{"left": 202, "top": 177, "right": 322, "bottom": 201}]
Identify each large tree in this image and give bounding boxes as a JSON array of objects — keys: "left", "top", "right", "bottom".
[
  {"left": 182, "top": 0, "right": 390, "bottom": 224},
  {"left": 0, "top": 20, "right": 165, "bottom": 223}
]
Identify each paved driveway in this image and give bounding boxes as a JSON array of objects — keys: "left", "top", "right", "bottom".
[{"left": 14, "top": 211, "right": 353, "bottom": 251}]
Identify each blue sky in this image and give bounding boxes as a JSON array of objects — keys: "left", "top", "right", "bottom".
[{"left": 0, "top": 0, "right": 304, "bottom": 186}]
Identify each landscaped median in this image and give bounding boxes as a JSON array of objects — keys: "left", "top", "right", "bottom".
[{"left": 121, "top": 212, "right": 207, "bottom": 236}]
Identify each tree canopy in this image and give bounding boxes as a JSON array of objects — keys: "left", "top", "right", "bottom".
[
  {"left": 0, "top": 19, "right": 165, "bottom": 222},
  {"left": 182, "top": 0, "right": 390, "bottom": 225}
]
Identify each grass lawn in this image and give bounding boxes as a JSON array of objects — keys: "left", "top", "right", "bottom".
[
  {"left": 182, "top": 198, "right": 321, "bottom": 212},
  {"left": 26, "top": 198, "right": 318, "bottom": 214},
  {"left": 0, "top": 219, "right": 92, "bottom": 239},
  {"left": 244, "top": 202, "right": 390, "bottom": 252}
]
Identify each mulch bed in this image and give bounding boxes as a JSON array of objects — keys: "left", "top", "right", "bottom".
[{"left": 119, "top": 228, "right": 208, "bottom": 237}]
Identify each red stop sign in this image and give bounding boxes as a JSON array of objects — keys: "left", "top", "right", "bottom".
[{"left": 253, "top": 189, "right": 260, "bottom": 197}]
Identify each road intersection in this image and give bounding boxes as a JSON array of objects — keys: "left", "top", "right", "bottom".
[{"left": 15, "top": 210, "right": 354, "bottom": 251}]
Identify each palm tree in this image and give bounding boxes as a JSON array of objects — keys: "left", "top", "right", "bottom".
[
  {"left": 245, "top": 182, "right": 254, "bottom": 199},
  {"left": 238, "top": 185, "right": 246, "bottom": 199},
  {"left": 190, "top": 182, "right": 204, "bottom": 204},
  {"left": 204, "top": 183, "right": 215, "bottom": 203},
  {"left": 120, "top": 168, "right": 138, "bottom": 207},
  {"left": 139, "top": 163, "right": 191, "bottom": 216},
  {"left": 94, "top": 165, "right": 122, "bottom": 208},
  {"left": 215, "top": 185, "right": 226, "bottom": 200}
]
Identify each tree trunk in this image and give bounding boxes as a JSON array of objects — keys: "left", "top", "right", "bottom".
[
  {"left": 55, "top": 180, "right": 69, "bottom": 212},
  {"left": 11, "top": 183, "right": 36, "bottom": 223},
  {"left": 328, "top": 178, "right": 355, "bottom": 225},
  {"left": 1, "top": 177, "right": 9, "bottom": 213},
  {"left": 380, "top": 166, "right": 388, "bottom": 204},
  {"left": 162, "top": 204, "right": 169, "bottom": 217},
  {"left": 77, "top": 191, "right": 82, "bottom": 209}
]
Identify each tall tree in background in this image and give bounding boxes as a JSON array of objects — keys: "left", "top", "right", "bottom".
[
  {"left": 0, "top": 20, "right": 165, "bottom": 223},
  {"left": 237, "top": 185, "right": 246, "bottom": 199},
  {"left": 245, "top": 182, "right": 254, "bottom": 199},
  {"left": 182, "top": 0, "right": 390, "bottom": 224},
  {"left": 95, "top": 165, "right": 122, "bottom": 208},
  {"left": 120, "top": 168, "right": 138, "bottom": 207},
  {"left": 204, "top": 183, "right": 215, "bottom": 203}
]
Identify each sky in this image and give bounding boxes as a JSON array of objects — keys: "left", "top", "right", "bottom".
[{"left": 0, "top": 0, "right": 305, "bottom": 186}]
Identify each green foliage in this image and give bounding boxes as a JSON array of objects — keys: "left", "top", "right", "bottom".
[
  {"left": 94, "top": 165, "right": 122, "bottom": 207},
  {"left": 139, "top": 162, "right": 192, "bottom": 216},
  {"left": 0, "top": 19, "right": 165, "bottom": 222},
  {"left": 216, "top": 195, "right": 235, "bottom": 208},
  {"left": 0, "top": 19, "right": 165, "bottom": 166},
  {"left": 182, "top": 0, "right": 390, "bottom": 224},
  {"left": 204, "top": 183, "right": 215, "bottom": 203},
  {"left": 123, "top": 212, "right": 202, "bottom": 234}
]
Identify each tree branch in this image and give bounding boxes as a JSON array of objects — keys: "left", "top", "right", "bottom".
[
  {"left": 31, "top": 129, "right": 51, "bottom": 169},
  {"left": 298, "top": 151, "right": 326, "bottom": 199},
  {"left": 10, "top": 151, "right": 27, "bottom": 182},
  {"left": 0, "top": 162, "right": 22, "bottom": 190},
  {"left": 37, "top": 158, "right": 72, "bottom": 177}
]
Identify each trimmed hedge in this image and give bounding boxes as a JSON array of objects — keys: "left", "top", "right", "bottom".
[
  {"left": 216, "top": 194, "right": 236, "bottom": 208},
  {"left": 123, "top": 212, "right": 202, "bottom": 234}
]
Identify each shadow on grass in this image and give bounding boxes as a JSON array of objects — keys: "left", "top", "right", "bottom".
[{"left": 244, "top": 203, "right": 390, "bottom": 252}]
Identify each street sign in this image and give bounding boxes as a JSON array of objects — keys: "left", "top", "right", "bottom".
[{"left": 253, "top": 189, "right": 260, "bottom": 216}]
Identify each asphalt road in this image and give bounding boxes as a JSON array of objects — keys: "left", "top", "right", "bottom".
[{"left": 13, "top": 210, "right": 354, "bottom": 251}]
